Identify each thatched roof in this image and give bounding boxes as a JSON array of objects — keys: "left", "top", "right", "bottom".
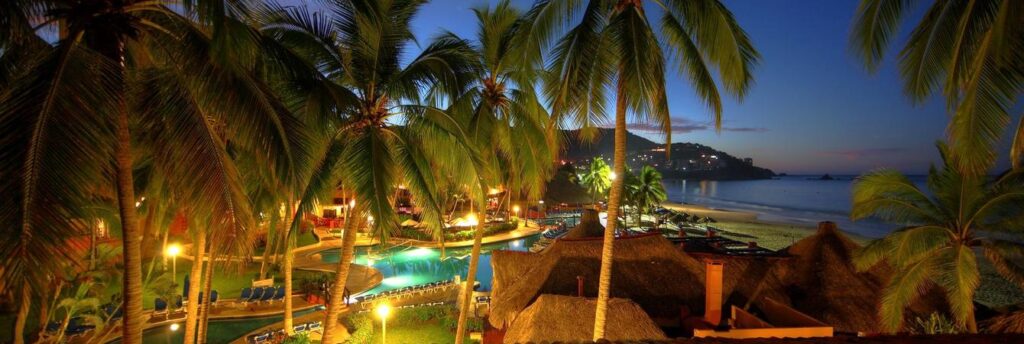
[
  {"left": 563, "top": 208, "right": 604, "bottom": 239},
  {"left": 984, "top": 310, "right": 1024, "bottom": 334},
  {"left": 489, "top": 233, "right": 705, "bottom": 328},
  {"left": 771, "top": 222, "right": 948, "bottom": 334},
  {"left": 490, "top": 250, "right": 541, "bottom": 298},
  {"left": 503, "top": 294, "right": 667, "bottom": 343}
]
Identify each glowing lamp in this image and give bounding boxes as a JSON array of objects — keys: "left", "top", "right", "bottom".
[
  {"left": 165, "top": 244, "right": 182, "bottom": 257},
  {"left": 609, "top": 172, "right": 617, "bottom": 180},
  {"left": 465, "top": 213, "right": 479, "bottom": 227},
  {"left": 375, "top": 304, "right": 392, "bottom": 319},
  {"left": 170, "top": 323, "right": 180, "bottom": 331}
]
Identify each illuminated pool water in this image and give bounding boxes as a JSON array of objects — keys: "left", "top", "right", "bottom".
[
  {"left": 108, "top": 307, "right": 322, "bottom": 344},
  {"left": 318, "top": 234, "right": 541, "bottom": 295}
]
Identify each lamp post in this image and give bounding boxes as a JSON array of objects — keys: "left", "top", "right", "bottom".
[
  {"left": 165, "top": 243, "right": 182, "bottom": 280},
  {"left": 376, "top": 304, "right": 391, "bottom": 344},
  {"left": 512, "top": 205, "right": 520, "bottom": 221}
]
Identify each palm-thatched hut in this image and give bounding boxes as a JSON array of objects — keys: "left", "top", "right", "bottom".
[
  {"left": 503, "top": 294, "right": 667, "bottom": 343},
  {"left": 983, "top": 310, "right": 1024, "bottom": 334},
  {"left": 761, "top": 221, "right": 948, "bottom": 334},
  {"left": 562, "top": 207, "right": 605, "bottom": 239},
  {"left": 489, "top": 233, "right": 706, "bottom": 329}
]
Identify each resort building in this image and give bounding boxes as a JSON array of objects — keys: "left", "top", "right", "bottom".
[{"left": 486, "top": 213, "right": 948, "bottom": 343}]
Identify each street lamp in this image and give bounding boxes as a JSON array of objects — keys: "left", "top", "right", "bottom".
[
  {"left": 512, "top": 205, "right": 520, "bottom": 219},
  {"left": 609, "top": 172, "right": 617, "bottom": 181},
  {"left": 375, "top": 304, "right": 392, "bottom": 344},
  {"left": 165, "top": 243, "right": 182, "bottom": 280}
]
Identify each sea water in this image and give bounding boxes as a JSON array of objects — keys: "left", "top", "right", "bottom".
[{"left": 664, "top": 175, "right": 928, "bottom": 238}]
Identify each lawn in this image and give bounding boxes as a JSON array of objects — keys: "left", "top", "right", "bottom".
[{"left": 366, "top": 321, "right": 471, "bottom": 344}]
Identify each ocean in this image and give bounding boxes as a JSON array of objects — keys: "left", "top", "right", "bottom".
[{"left": 663, "top": 175, "right": 927, "bottom": 238}]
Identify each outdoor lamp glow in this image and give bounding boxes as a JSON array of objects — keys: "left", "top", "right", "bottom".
[
  {"left": 512, "top": 205, "right": 520, "bottom": 213},
  {"left": 169, "top": 323, "right": 180, "bottom": 331},
  {"left": 375, "top": 304, "right": 392, "bottom": 319},
  {"left": 376, "top": 304, "right": 392, "bottom": 344},
  {"left": 465, "top": 213, "right": 479, "bottom": 227},
  {"left": 349, "top": 199, "right": 356, "bottom": 208},
  {"left": 609, "top": 172, "right": 617, "bottom": 180},
  {"left": 165, "top": 244, "right": 182, "bottom": 257}
]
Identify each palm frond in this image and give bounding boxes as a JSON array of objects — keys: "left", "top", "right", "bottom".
[
  {"left": 851, "top": 0, "right": 918, "bottom": 72},
  {"left": 936, "top": 245, "right": 980, "bottom": 328}
]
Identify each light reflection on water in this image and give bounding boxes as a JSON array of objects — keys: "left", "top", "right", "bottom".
[{"left": 318, "top": 234, "right": 541, "bottom": 295}]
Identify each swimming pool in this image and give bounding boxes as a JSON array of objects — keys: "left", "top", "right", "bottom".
[
  {"left": 108, "top": 307, "right": 322, "bottom": 344},
  {"left": 318, "top": 234, "right": 541, "bottom": 295}
]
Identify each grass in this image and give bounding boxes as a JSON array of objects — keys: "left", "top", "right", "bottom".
[{"left": 366, "top": 320, "right": 474, "bottom": 344}]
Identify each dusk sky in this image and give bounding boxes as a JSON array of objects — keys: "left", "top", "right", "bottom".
[{"left": 286, "top": 0, "right": 1020, "bottom": 175}]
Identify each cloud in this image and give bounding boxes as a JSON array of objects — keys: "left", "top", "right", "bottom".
[
  {"left": 622, "top": 116, "right": 768, "bottom": 134},
  {"left": 817, "top": 148, "right": 905, "bottom": 160}
]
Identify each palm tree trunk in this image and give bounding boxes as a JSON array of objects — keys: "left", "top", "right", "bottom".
[
  {"left": 455, "top": 202, "right": 485, "bottom": 344},
  {"left": 183, "top": 228, "right": 206, "bottom": 344},
  {"left": 593, "top": 87, "right": 628, "bottom": 341},
  {"left": 321, "top": 214, "right": 362, "bottom": 343},
  {"left": 283, "top": 235, "right": 295, "bottom": 335},
  {"left": 13, "top": 283, "right": 30, "bottom": 344},
  {"left": 101, "top": 34, "right": 143, "bottom": 342},
  {"left": 197, "top": 247, "right": 216, "bottom": 344}
]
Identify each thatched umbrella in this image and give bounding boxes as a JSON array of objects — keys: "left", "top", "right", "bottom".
[
  {"left": 488, "top": 233, "right": 705, "bottom": 328},
  {"left": 983, "top": 310, "right": 1024, "bottom": 334},
  {"left": 503, "top": 294, "right": 667, "bottom": 343},
  {"left": 490, "top": 250, "right": 541, "bottom": 299},
  {"left": 562, "top": 208, "right": 605, "bottom": 239}
]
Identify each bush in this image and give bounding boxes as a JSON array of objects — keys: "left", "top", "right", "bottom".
[
  {"left": 910, "top": 313, "right": 961, "bottom": 334},
  {"left": 342, "top": 313, "right": 374, "bottom": 344},
  {"left": 281, "top": 333, "right": 312, "bottom": 344}
]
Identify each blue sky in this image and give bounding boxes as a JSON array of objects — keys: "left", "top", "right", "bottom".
[{"left": 285, "top": 0, "right": 1018, "bottom": 175}]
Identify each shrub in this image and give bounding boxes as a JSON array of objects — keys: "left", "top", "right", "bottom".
[
  {"left": 281, "top": 333, "right": 312, "bottom": 344},
  {"left": 342, "top": 313, "right": 374, "bottom": 344},
  {"left": 910, "top": 313, "right": 960, "bottom": 334}
]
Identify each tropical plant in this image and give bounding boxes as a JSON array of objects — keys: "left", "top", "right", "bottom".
[
  {"left": 259, "top": 1, "right": 478, "bottom": 341},
  {"left": 51, "top": 280, "right": 104, "bottom": 343},
  {"left": 0, "top": 2, "right": 303, "bottom": 342},
  {"left": 448, "top": 2, "right": 556, "bottom": 340},
  {"left": 850, "top": 0, "right": 1024, "bottom": 173},
  {"left": 851, "top": 142, "right": 1024, "bottom": 333},
  {"left": 521, "top": 0, "right": 758, "bottom": 338},
  {"left": 625, "top": 165, "right": 667, "bottom": 226},
  {"left": 579, "top": 158, "right": 613, "bottom": 204}
]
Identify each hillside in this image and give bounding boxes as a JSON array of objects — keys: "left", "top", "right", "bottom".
[{"left": 559, "top": 128, "right": 775, "bottom": 180}]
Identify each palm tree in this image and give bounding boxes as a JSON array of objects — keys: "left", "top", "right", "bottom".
[
  {"left": 0, "top": 3, "right": 302, "bottom": 341},
  {"left": 261, "top": 1, "right": 478, "bottom": 341},
  {"left": 520, "top": 0, "right": 758, "bottom": 338},
  {"left": 625, "top": 165, "right": 667, "bottom": 226},
  {"left": 449, "top": 2, "right": 555, "bottom": 340},
  {"left": 850, "top": 0, "right": 1024, "bottom": 173},
  {"left": 579, "top": 157, "right": 613, "bottom": 204},
  {"left": 851, "top": 142, "right": 1024, "bottom": 333}
]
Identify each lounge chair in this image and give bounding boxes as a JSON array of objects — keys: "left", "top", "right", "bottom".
[
  {"left": 174, "top": 295, "right": 184, "bottom": 312},
  {"left": 252, "top": 333, "right": 270, "bottom": 343},
  {"left": 210, "top": 290, "right": 219, "bottom": 306},
  {"left": 259, "top": 286, "right": 276, "bottom": 303},
  {"left": 272, "top": 286, "right": 285, "bottom": 303},
  {"left": 65, "top": 317, "right": 95, "bottom": 337},
  {"left": 308, "top": 321, "right": 322, "bottom": 333},
  {"left": 153, "top": 298, "right": 168, "bottom": 319},
  {"left": 239, "top": 287, "right": 252, "bottom": 303},
  {"left": 247, "top": 287, "right": 265, "bottom": 304},
  {"left": 293, "top": 323, "right": 307, "bottom": 333}
]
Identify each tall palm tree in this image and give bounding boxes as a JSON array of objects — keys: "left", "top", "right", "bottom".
[
  {"left": 579, "top": 157, "right": 613, "bottom": 204},
  {"left": 0, "top": 2, "right": 302, "bottom": 341},
  {"left": 851, "top": 142, "right": 1024, "bottom": 333},
  {"left": 625, "top": 165, "right": 666, "bottom": 226},
  {"left": 261, "top": 1, "right": 478, "bottom": 342},
  {"left": 449, "top": 2, "right": 555, "bottom": 340},
  {"left": 850, "top": 0, "right": 1024, "bottom": 173},
  {"left": 520, "top": 0, "right": 758, "bottom": 339}
]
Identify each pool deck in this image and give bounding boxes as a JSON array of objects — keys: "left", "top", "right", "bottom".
[{"left": 230, "top": 283, "right": 462, "bottom": 343}]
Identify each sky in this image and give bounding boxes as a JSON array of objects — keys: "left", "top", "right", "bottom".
[{"left": 284, "top": 0, "right": 1019, "bottom": 175}]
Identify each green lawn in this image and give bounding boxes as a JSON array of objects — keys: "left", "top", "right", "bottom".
[{"left": 366, "top": 321, "right": 475, "bottom": 344}]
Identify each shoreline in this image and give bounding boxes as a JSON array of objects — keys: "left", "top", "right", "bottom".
[{"left": 660, "top": 201, "right": 871, "bottom": 249}]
